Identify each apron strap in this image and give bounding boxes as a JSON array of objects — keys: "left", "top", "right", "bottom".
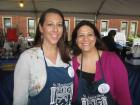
[
  {"left": 41, "top": 45, "right": 49, "bottom": 69},
  {"left": 79, "top": 50, "right": 106, "bottom": 81},
  {"left": 97, "top": 50, "right": 106, "bottom": 81},
  {"left": 79, "top": 53, "right": 83, "bottom": 79}
]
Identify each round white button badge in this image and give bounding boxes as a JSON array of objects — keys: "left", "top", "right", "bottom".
[
  {"left": 68, "top": 66, "right": 74, "bottom": 78},
  {"left": 98, "top": 83, "right": 110, "bottom": 94}
]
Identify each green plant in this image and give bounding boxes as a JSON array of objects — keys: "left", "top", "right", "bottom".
[
  {"left": 127, "top": 34, "right": 139, "bottom": 42},
  {"left": 29, "top": 33, "right": 35, "bottom": 38}
]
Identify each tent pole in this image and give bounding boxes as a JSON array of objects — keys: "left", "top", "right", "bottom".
[
  {"left": 31, "top": 0, "right": 38, "bottom": 25},
  {"left": 31, "top": 0, "right": 38, "bottom": 38},
  {"left": 94, "top": 0, "right": 106, "bottom": 25}
]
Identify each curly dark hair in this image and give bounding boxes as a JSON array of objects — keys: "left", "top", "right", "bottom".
[{"left": 71, "top": 20, "right": 107, "bottom": 55}]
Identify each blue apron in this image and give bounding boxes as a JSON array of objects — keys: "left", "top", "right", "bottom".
[
  {"left": 74, "top": 78, "right": 117, "bottom": 105},
  {"left": 73, "top": 52, "right": 118, "bottom": 105},
  {"left": 28, "top": 54, "right": 74, "bottom": 105}
]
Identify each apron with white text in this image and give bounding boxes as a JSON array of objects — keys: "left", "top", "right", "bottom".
[{"left": 28, "top": 51, "right": 74, "bottom": 105}]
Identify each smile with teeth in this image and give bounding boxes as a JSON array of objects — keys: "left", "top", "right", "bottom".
[
  {"left": 82, "top": 42, "right": 89, "bottom": 46},
  {"left": 51, "top": 34, "right": 57, "bottom": 38}
]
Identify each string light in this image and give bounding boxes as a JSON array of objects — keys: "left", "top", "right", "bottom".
[{"left": 19, "top": 1, "right": 24, "bottom": 8}]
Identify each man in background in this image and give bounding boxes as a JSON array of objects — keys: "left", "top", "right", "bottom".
[{"left": 102, "top": 30, "right": 121, "bottom": 56}]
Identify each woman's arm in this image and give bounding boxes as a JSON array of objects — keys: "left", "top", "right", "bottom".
[
  {"left": 111, "top": 53, "right": 132, "bottom": 105},
  {"left": 13, "top": 53, "right": 30, "bottom": 105}
]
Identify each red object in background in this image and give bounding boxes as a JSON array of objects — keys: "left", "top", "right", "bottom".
[{"left": 6, "top": 28, "right": 18, "bottom": 42}]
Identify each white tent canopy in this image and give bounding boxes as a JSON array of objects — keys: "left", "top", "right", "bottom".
[{"left": 0, "top": 0, "right": 140, "bottom": 19}]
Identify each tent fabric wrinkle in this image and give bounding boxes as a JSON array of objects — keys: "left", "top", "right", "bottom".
[{"left": 0, "top": 0, "right": 140, "bottom": 18}]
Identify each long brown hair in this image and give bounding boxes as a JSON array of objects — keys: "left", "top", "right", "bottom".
[{"left": 34, "top": 8, "right": 71, "bottom": 63}]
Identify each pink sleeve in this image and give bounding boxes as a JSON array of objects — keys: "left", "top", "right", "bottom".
[{"left": 110, "top": 54, "right": 132, "bottom": 105}]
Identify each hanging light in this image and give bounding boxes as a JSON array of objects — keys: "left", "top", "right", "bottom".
[{"left": 19, "top": 1, "right": 24, "bottom": 8}]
